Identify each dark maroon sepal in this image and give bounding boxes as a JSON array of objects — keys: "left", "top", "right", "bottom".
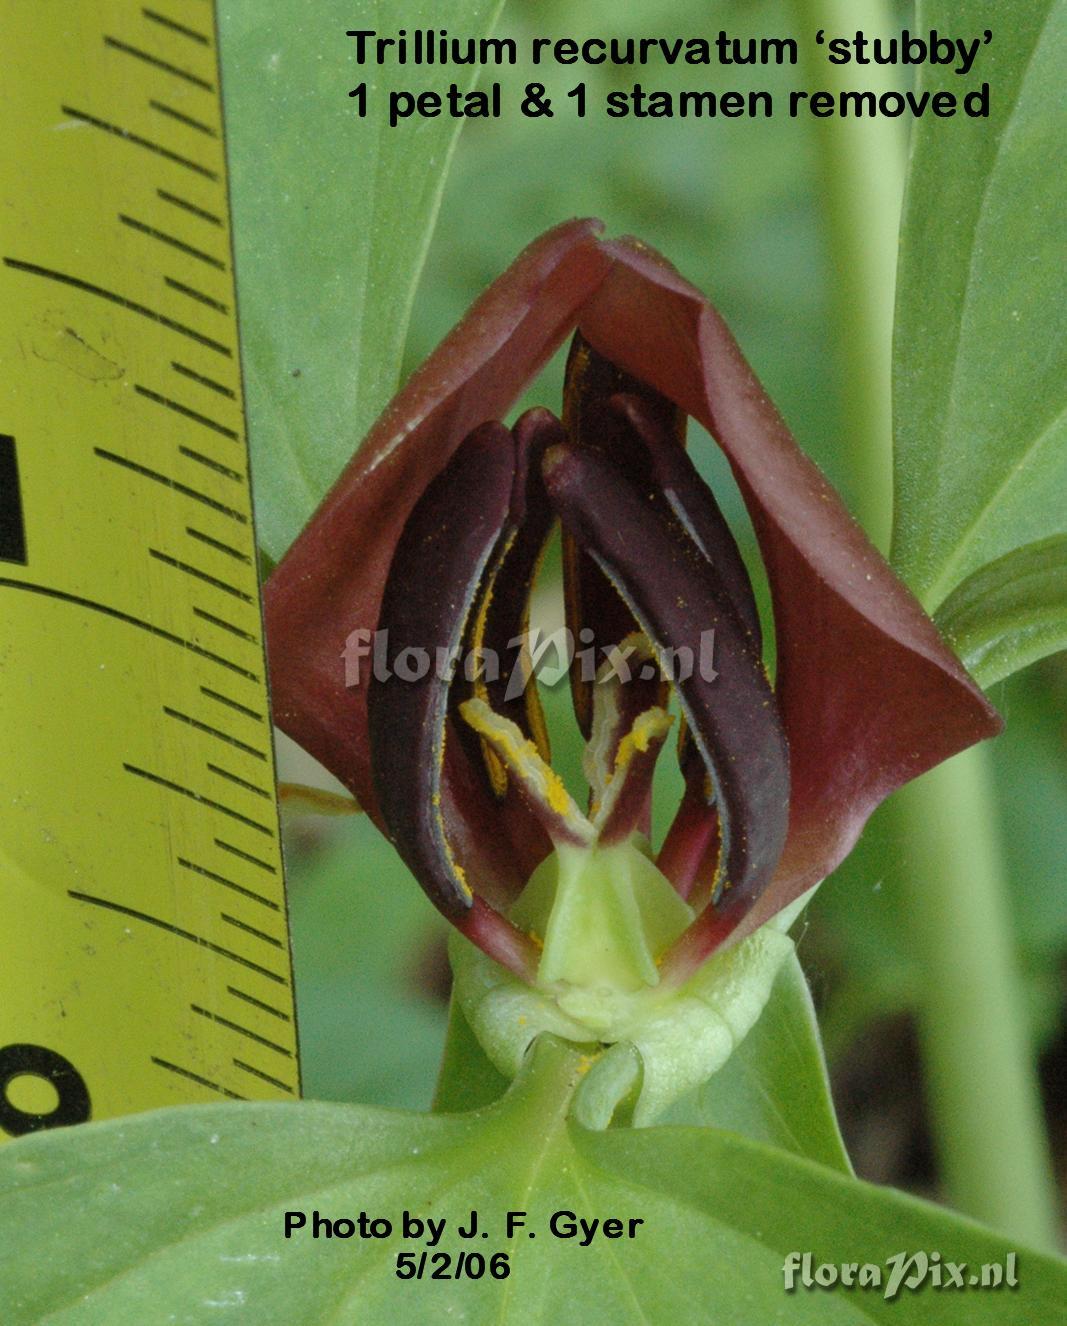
[
  {"left": 542, "top": 442, "right": 790, "bottom": 916},
  {"left": 579, "top": 237, "right": 1001, "bottom": 949}
]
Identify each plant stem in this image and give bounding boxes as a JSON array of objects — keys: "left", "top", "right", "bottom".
[
  {"left": 793, "top": 0, "right": 1060, "bottom": 1244},
  {"left": 790, "top": 0, "right": 904, "bottom": 551},
  {"left": 892, "top": 751, "right": 1059, "bottom": 1248}
]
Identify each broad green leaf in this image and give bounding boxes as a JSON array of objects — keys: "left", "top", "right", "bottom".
[
  {"left": 935, "top": 536, "right": 1067, "bottom": 688},
  {"left": 663, "top": 952, "right": 853, "bottom": 1175},
  {"left": 892, "top": 0, "right": 1067, "bottom": 612},
  {"left": 6, "top": 1037, "right": 1064, "bottom": 1325},
  {"left": 219, "top": 0, "right": 503, "bottom": 561},
  {"left": 432, "top": 997, "right": 510, "bottom": 1113}
]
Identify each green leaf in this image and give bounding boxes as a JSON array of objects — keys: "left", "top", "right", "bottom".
[
  {"left": 935, "top": 536, "right": 1067, "bottom": 688},
  {"left": 219, "top": 0, "right": 503, "bottom": 561},
  {"left": 432, "top": 997, "right": 510, "bottom": 1113},
  {"left": 6, "top": 1037, "right": 1064, "bottom": 1324},
  {"left": 663, "top": 952, "right": 853, "bottom": 1175},
  {"left": 892, "top": 0, "right": 1067, "bottom": 612}
]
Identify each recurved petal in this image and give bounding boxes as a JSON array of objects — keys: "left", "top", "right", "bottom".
[
  {"left": 577, "top": 238, "right": 1002, "bottom": 949},
  {"left": 561, "top": 334, "right": 682, "bottom": 735},
  {"left": 543, "top": 442, "right": 791, "bottom": 929},
  {"left": 366, "top": 420, "right": 546, "bottom": 976},
  {"left": 265, "top": 219, "right": 609, "bottom": 817},
  {"left": 452, "top": 408, "right": 562, "bottom": 787},
  {"left": 608, "top": 393, "right": 762, "bottom": 650},
  {"left": 367, "top": 422, "right": 516, "bottom": 915}
]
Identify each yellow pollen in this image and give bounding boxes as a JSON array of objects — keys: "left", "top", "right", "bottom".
[{"left": 459, "top": 696, "right": 592, "bottom": 843}]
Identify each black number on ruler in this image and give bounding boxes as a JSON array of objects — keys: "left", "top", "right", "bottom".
[
  {"left": 0, "top": 1043, "right": 91, "bottom": 1136},
  {"left": 0, "top": 434, "right": 28, "bottom": 564}
]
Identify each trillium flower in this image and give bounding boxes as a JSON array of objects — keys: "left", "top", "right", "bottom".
[{"left": 265, "top": 220, "right": 999, "bottom": 1108}]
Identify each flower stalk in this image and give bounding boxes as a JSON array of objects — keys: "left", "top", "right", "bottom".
[{"left": 893, "top": 753, "right": 1059, "bottom": 1248}]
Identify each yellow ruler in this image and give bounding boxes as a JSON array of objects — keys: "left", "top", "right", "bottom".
[{"left": 0, "top": 1, "right": 299, "bottom": 1139}]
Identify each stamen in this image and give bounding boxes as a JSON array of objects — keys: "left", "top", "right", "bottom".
[
  {"left": 582, "top": 631, "right": 660, "bottom": 803},
  {"left": 593, "top": 708, "right": 673, "bottom": 847},
  {"left": 460, "top": 697, "right": 593, "bottom": 846}
]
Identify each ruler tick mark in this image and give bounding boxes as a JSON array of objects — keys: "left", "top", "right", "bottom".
[
  {"left": 69, "top": 890, "right": 287, "bottom": 982},
  {"left": 123, "top": 763, "right": 276, "bottom": 836},
  {"left": 142, "top": 8, "right": 212, "bottom": 47},
  {"left": 177, "top": 857, "right": 279, "bottom": 909},
  {"left": 190, "top": 1006, "right": 292, "bottom": 1056},
  {"left": 60, "top": 106, "right": 218, "bottom": 180},
  {"left": 104, "top": 35, "right": 215, "bottom": 92},
  {"left": 148, "top": 98, "right": 218, "bottom": 136},
  {"left": 5, "top": 257, "right": 231, "bottom": 355},
  {"left": 186, "top": 526, "right": 250, "bottom": 561},
  {"left": 233, "top": 1059, "right": 296, "bottom": 1095},
  {"left": 96, "top": 449, "right": 246, "bottom": 521},
  {"left": 0, "top": 578, "right": 257, "bottom": 679},
  {"left": 164, "top": 275, "right": 229, "bottom": 314},
  {"left": 227, "top": 986, "right": 290, "bottom": 1021},
  {"left": 200, "top": 686, "right": 264, "bottom": 722},
  {"left": 136, "top": 383, "right": 238, "bottom": 438},
  {"left": 163, "top": 707, "right": 268, "bottom": 758},
  {"left": 150, "top": 548, "right": 253, "bottom": 601},
  {"left": 157, "top": 188, "right": 223, "bottom": 226},
  {"left": 221, "top": 913, "right": 284, "bottom": 948},
  {"left": 120, "top": 214, "right": 225, "bottom": 268},
  {"left": 215, "top": 839, "right": 277, "bottom": 873},
  {"left": 179, "top": 446, "right": 243, "bottom": 482},
  {"left": 208, "top": 762, "right": 273, "bottom": 797},
  {"left": 194, "top": 605, "right": 257, "bottom": 641},
  {"left": 172, "top": 362, "right": 236, "bottom": 398},
  {"left": 152, "top": 1057, "right": 246, "bottom": 1099}
]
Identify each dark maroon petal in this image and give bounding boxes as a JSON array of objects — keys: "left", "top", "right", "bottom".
[
  {"left": 543, "top": 443, "right": 790, "bottom": 921},
  {"left": 265, "top": 220, "right": 609, "bottom": 819},
  {"left": 368, "top": 423, "right": 516, "bottom": 914},
  {"left": 609, "top": 394, "right": 761, "bottom": 651},
  {"left": 560, "top": 334, "right": 682, "bottom": 735},
  {"left": 455, "top": 897, "right": 539, "bottom": 983},
  {"left": 578, "top": 239, "right": 1002, "bottom": 952},
  {"left": 605, "top": 390, "right": 762, "bottom": 830},
  {"left": 564, "top": 337, "right": 760, "bottom": 651},
  {"left": 453, "top": 408, "right": 563, "bottom": 787},
  {"left": 656, "top": 783, "right": 720, "bottom": 902}
]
